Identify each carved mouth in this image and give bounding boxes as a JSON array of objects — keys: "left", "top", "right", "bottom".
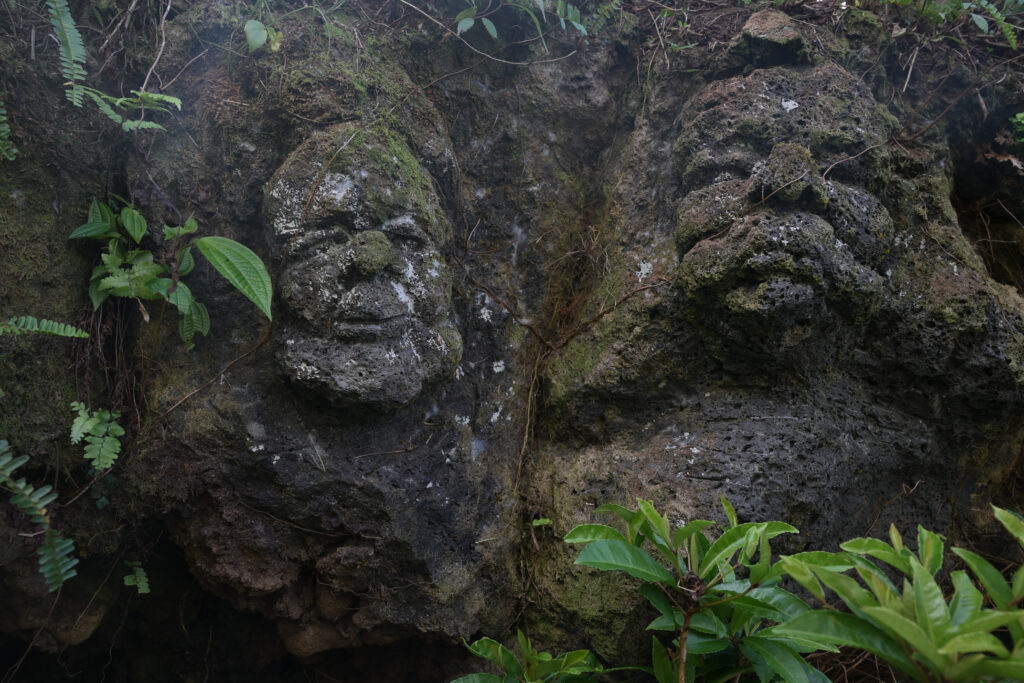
[{"left": 324, "top": 315, "right": 411, "bottom": 341}]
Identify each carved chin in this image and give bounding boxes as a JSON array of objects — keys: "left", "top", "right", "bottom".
[{"left": 277, "top": 321, "right": 462, "bottom": 410}]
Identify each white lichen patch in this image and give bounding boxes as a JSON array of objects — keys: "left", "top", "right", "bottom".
[
  {"left": 492, "top": 360, "right": 505, "bottom": 374},
  {"left": 636, "top": 260, "right": 654, "bottom": 282}
]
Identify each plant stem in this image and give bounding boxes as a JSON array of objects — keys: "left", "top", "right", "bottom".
[{"left": 678, "top": 610, "right": 692, "bottom": 683}]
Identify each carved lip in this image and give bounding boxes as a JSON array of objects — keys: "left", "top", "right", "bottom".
[{"left": 324, "top": 315, "right": 411, "bottom": 341}]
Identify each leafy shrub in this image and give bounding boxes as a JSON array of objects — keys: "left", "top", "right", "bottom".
[
  {"left": 773, "top": 507, "right": 1024, "bottom": 682},
  {"left": 454, "top": 0, "right": 587, "bottom": 50},
  {"left": 566, "top": 498, "right": 832, "bottom": 682},
  {"left": 71, "top": 198, "right": 272, "bottom": 349},
  {"left": 453, "top": 630, "right": 629, "bottom": 682}
]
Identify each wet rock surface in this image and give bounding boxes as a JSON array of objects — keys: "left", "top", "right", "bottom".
[{"left": 2, "top": 3, "right": 1024, "bottom": 679}]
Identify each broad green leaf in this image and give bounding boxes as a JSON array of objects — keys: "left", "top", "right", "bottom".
[
  {"left": 673, "top": 520, "right": 714, "bottom": 547},
  {"left": 564, "top": 524, "right": 626, "bottom": 544},
  {"left": 163, "top": 218, "right": 199, "bottom": 241},
  {"left": 177, "top": 246, "right": 195, "bottom": 277},
  {"left": 70, "top": 221, "right": 113, "bottom": 240},
  {"left": 88, "top": 266, "right": 110, "bottom": 309},
  {"left": 594, "top": 503, "right": 635, "bottom": 524},
  {"left": 1013, "top": 565, "right": 1024, "bottom": 601},
  {"left": 456, "top": 17, "right": 475, "bottom": 35},
  {"left": 689, "top": 528, "right": 710, "bottom": 574},
  {"left": 637, "top": 499, "right": 671, "bottom": 547},
  {"left": 951, "top": 547, "right": 1012, "bottom": 608},
  {"left": 639, "top": 584, "right": 673, "bottom": 618},
  {"left": 480, "top": 16, "right": 497, "bottom": 39},
  {"left": 813, "top": 567, "right": 878, "bottom": 614},
  {"left": 849, "top": 556, "right": 900, "bottom": 606},
  {"left": 454, "top": 6, "right": 477, "bottom": 22},
  {"left": 889, "top": 524, "right": 904, "bottom": 551},
  {"left": 910, "top": 559, "right": 950, "bottom": 645},
  {"left": 952, "top": 608, "right": 1024, "bottom": 635},
  {"left": 993, "top": 505, "right": 1024, "bottom": 552},
  {"left": 916, "top": 526, "right": 944, "bottom": 575},
  {"left": 861, "top": 606, "right": 947, "bottom": 672},
  {"left": 465, "top": 637, "right": 503, "bottom": 667},
  {"left": 194, "top": 236, "right": 273, "bottom": 320},
  {"left": 937, "top": 631, "right": 1008, "bottom": 657},
  {"left": 167, "top": 281, "right": 195, "bottom": 315},
  {"left": 651, "top": 637, "right": 674, "bottom": 683},
  {"left": 967, "top": 658, "right": 1024, "bottom": 679},
  {"left": 722, "top": 496, "right": 738, "bottom": 528},
  {"left": 840, "top": 537, "right": 912, "bottom": 575},
  {"left": 949, "top": 570, "right": 983, "bottom": 627},
  {"left": 972, "top": 12, "right": 989, "bottom": 32},
  {"left": 740, "top": 637, "right": 812, "bottom": 683},
  {"left": 748, "top": 529, "right": 774, "bottom": 583},
  {"left": 780, "top": 556, "right": 825, "bottom": 602},
  {"left": 699, "top": 522, "right": 796, "bottom": 581},
  {"left": 769, "top": 611, "right": 917, "bottom": 677},
  {"left": 748, "top": 585, "right": 812, "bottom": 620},
  {"left": 786, "top": 550, "right": 857, "bottom": 572},
  {"left": 244, "top": 20, "right": 268, "bottom": 52},
  {"left": 686, "top": 631, "right": 732, "bottom": 655},
  {"left": 575, "top": 540, "right": 674, "bottom": 583},
  {"left": 119, "top": 207, "right": 147, "bottom": 243},
  {"left": 646, "top": 612, "right": 680, "bottom": 631}
]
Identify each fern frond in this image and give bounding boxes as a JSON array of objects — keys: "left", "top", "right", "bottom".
[
  {"left": 123, "top": 561, "right": 150, "bottom": 594},
  {"left": 38, "top": 529, "right": 79, "bottom": 592},
  {"left": 0, "top": 316, "right": 88, "bottom": 338},
  {"left": 1, "top": 441, "right": 78, "bottom": 592},
  {"left": 47, "top": 0, "right": 87, "bottom": 106},
  {"left": 70, "top": 404, "right": 124, "bottom": 470}
]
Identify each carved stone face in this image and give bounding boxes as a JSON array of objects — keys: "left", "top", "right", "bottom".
[{"left": 265, "top": 124, "right": 462, "bottom": 409}]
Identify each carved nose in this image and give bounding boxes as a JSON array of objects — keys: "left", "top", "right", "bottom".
[{"left": 347, "top": 230, "right": 395, "bottom": 277}]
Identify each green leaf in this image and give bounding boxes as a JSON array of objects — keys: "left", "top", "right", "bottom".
[
  {"left": 937, "top": 631, "right": 1008, "bottom": 657},
  {"left": 840, "top": 537, "right": 912, "bottom": 576},
  {"left": 119, "top": 207, "right": 147, "bottom": 243},
  {"left": 861, "top": 606, "right": 947, "bottom": 673},
  {"left": 972, "top": 12, "right": 990, "bottom": 32},
  {"left": 594, "top": 503, "right": 636, "bottom": 524},
  {"left": 768, "top": 611, "right": 917, "bottom": 678},
  {"left": 673, "top": 520, "right": 715, "bottom": 547},
  {"left": 245, "top": 19, "right": 269, "bottom": 52},
  {"left": 574, "top": 539, "right": 674, "bottom": 583},
  {"left": 637, "top": 499, "right": 671, "bottom": 547},
  {"left": 454, "top": 7, "right": 477, "bottom": 22},
  {"left": 194, "top": 236, "right": 273, "bottom": 320},
  {"left": 722, "top": 496, "right": 738, "bottom": 528},
  {"left": 565, "top": 524, "right": 626, "bottom": 543},
  {"left": 698, "top": 522, "right": 796, "bottom": 581},
  {"left": 686, "top": 631, "right": 732, "bottom": 655},
  {"left": 480, "top": 16, "right": 497, "bottom": 39},
  {"left": 70, "top": 221, "right": 113, "bottom": 240},
  {"left": 951, "top": 547, "right": 1013, "bottom": 609},
  {"left": 177, "top": 246, "right": 195, "bottom": 277},
  {"left": 163, "top": 216, "right": 199, "bottom": 241},
  {"left": 450, "top": 675, "right": 503, "bottom": 683},
  {"left": 457, "top": 17, "right": 475, "bottom": 34},
  {"left": 916, "top": 526, "right": 944, "bottom": 575},
  {"left": 740, "top": 637, "right": 812, "bottom": 683},
  {"left": 993, "top": 505, "right": 1024, "bottom": 552},
  {"left": 910, "top": 558, "right": 950, "bottom": 645},
  {"left": 651, "top": 637, "right": 675, "bottom": 683},
  {"left": 948, "top": 570, "right": 983, "bottom": 627}
]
